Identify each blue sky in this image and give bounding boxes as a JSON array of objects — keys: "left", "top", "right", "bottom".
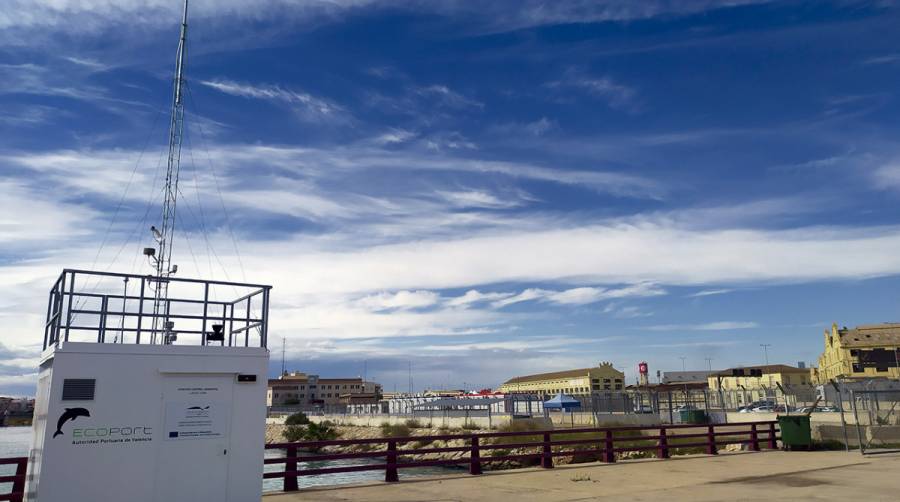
[{"left": 3, "top": 1, "right": 900, "bottom": 395}]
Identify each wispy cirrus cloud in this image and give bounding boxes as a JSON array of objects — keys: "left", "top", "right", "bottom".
[
  {"left": 0, "top": 63, "right": 145, "bottom": 111},
  {"left": 6, "top": 142, "right": 666, "bottom": 204},
  {"left": 492, "top": 283, "right": 665, "bottom": 309},
  {"left": 1, "top": 0, "right": 774, "bottom": 34},
  {"left": 689, "top": 289, "right": 734, "bottom": 297},
  {"left": 546, "top": 70, "right": 640, "bottom": 112},
  {"left": 871, "top": 163, "right": 900, "bottom": 192},
  {"left": 356, "top": 290, "right": 440, "bottom": 311},
  {"left": 371, "top": 129, "right": 417, "bottom": 145},
  {"left": 415, "top": 85, "right": 483, "bottom": 109},
  {"left": 641, "top": 321, "right": 758, "bottom": 331},
  {"left": 198, "top": 79, "right": 347, "bottom": 122},
  {"left": 861, "top": 54, "right": 900, "bottom": 66},
  {"left": 0, "top": 181, "right": 98, "bottom": 246},
  {"left": 603, "top": 303, "right": 653, "bottom": 319},
  {"left": 444, "top": 290, "right": 515, "bottom": 308},
  {"left": 435, "top": 189, "right": 533, "bottom": 210},
  {"left": 63, "top": 56, "right": 109, "bottom": 72}
]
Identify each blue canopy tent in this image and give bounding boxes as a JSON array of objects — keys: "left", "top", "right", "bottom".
[
  {"left": 543, "top": 393, "right": 582, "bottom": 426},
  {"left": 543, "top": 393, "right": 582, "bottom": 410}
]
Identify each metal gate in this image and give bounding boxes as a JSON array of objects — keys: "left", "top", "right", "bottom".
[{"left": 850, "top": 389, "right": 900, "bottom": 455}]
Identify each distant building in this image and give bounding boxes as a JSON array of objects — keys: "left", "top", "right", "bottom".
[
  {"left": 0, "top": 397, "right": 34, "bottom": 414},
  {"left": 267, "top": 371, "right": 382, "bottom": 407},
  {"left": 498, "top": 362, "right": 624, "bottom": 396},
  {"left": 708, "top": 364, "right": 812, "bottom": 404},
  {"left": 661, "top": 371, "right": 714, "bottom": 385},
  {"left": 422, "top": 389, "right": 465, "bottom": 397},
  {"left": 813, "top": 323, "right": 900, "bottom": 383}
]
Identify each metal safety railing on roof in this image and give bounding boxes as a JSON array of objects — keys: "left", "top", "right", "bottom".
[{"left": 43, "top": 269, "right": 271, "bottom": 350}]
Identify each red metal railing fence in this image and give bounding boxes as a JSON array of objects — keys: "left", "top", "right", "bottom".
[
  {"left": 0, "top": 457, "right": 27, "bottom": 502},
  {"left": 264, "top": 421, "right": 780, "bottom": 492},
  {"left": 0, "top": 422, "right": 780, "bottom": 496}
]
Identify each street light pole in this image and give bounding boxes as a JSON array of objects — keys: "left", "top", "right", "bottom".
[
  {"left": 679, "top": 356, "right": 687, "bottom": 372},
  {"left": 704, "top": 357, "right": 713, "bottom": 372},
  {"left": 760, "top": 344, "right": 773, "bottom": 398}
]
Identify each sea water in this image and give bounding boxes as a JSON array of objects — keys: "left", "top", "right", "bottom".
[{"left": 1, "top": 427, "right": 456, "bottom": 493}]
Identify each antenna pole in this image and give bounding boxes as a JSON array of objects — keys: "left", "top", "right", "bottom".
[{"left": 151, "top": 0, "right": 189, "bottom": 343}]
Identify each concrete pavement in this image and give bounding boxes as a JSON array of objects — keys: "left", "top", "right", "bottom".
[{"left": 264, "top": 450, "right": 900, "bottom": 501}]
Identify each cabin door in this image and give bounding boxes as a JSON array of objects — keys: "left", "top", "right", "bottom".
[{"left": 156, "top": 373, "right": 234, "bottom": 502}]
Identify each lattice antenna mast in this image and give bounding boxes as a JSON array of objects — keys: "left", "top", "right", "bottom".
[{"left": 150, "top": 0, "right": 189, "bottom": 343}]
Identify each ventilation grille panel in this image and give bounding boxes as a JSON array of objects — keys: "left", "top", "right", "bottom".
[{"left": 62, "top": 379, "right": 95, "bottom": 401}]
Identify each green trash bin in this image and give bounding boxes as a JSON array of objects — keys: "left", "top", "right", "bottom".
[
  {"left": 777, "top": 415, "right": 812, "bottom": 450},
  {"left": 679, "top": 409, "right": 707, "bottom": 424}
]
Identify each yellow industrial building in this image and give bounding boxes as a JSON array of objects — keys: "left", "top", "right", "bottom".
[
  {"left": 708, "top": 364, "right": 812, "bottom": 402},
  {"left": 813, "top": 323, "right": 900, "bottom": 383},
  {"left": 499, "top": 362, "right": 625, "bottom": 396}
]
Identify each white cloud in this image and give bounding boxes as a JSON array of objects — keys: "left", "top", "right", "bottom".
[
  {"left": 356, "top": 290, "right": 440, "bottom": 311},
  {"left": 258, "top": 223, "right": 900, "bottom": 296},
  {"left": 642, "top": 321, "right": 758, "bottom": 331},
  {"left": 491, "top": 284, "right": 665, "bottom": 308},
  {"left": 547, "top": 287, "right": 608, "bottom": 305},
  {"left": 573, "top": 77, "right": 638, "bottom": 110},
  {"left": 602, "top": 304, "right": 653, "bottom": 319},
  {"left": 420, "top": 337, "right": 576, "bottom": 352},
  {"left": 0, "top": 181, "right": 98, "bottom": 245},
  {"left": 492, "top": 288, "right": 549, "bottom": 308},
  {"left": 64, "top": 56, "right": 109, "bottom": 72},
  {"left": 0, "top": 63, "right": 143, "bottom": 112},
  {"left": 422, "top": 1, "right": 775, "bottom": 33},
  {"left": 6, "top": 143, "right": 665, "bottom": 215},
  {"left": 0, "top": 373, "right": 39, "bottom": 387},
  {"left": 445, "top": 290, "right": 515, "bottom": 308},
  {"left": 372, "top": 129, "right": 417, "bottom": 145},
  {"left": 1, "top": 0, "right": 773, "bottom": 34},
  {"left": 862, "top": 54, "right": 900, "bottom": 66},
  {"left": 872, "top": 163, "right": 900, "bottom": 191},
  {"left": 546, "top": 71, "right": 639, "bottom": 111},
  {"left": 436, "top": 190, "right": 528, "bottom": 209},
  {"left": 198, "top": 79, "right": 345, "bottom": 121},
  {"left": 689, "top": 289, "right": 734, "bottom": 297},
  {"left": 640, "top": 341, "right": 740, "bottom": 349},
  {"left": 525, "top": 117, "right": 557, "bottom": 136},
  {"left": 415, "top": 85, "right": 483, "bottom": 109}
]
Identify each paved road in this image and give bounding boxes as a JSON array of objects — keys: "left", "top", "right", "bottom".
[{"left": 264, "top": 450, "right": 900, "bottom": 501}]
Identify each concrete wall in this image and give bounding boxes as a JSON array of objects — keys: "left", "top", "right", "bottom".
[
  {"left": 813, "top": 423, "right": 900, "bottom": 447},
  {"left": 306, "top": 414, "right": 511, "bottom": 429},
  {"left": 291, "top": 412, "right": 662, "bottom": 429},
  {"left": 548, "top": 412, "right": 661, "bottom": 427},
  {"left": 723, "top": 411, "right": 879, "bottom": 426}
]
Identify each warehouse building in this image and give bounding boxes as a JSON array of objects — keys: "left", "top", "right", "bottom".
[
  {"left": 813, "top": 323, "right": 900, "bottom": 383},
  {"left": 498, "top": 362, "right": 625, "bottom": 396}
]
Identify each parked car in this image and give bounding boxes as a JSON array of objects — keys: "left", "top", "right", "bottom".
[
  {"left": 798, "top": 406, "right": 838, "bottom": 413},
  {"left": 633, "top": 404, "right": 654, "bottom": 414},
  {"left": 751, "top": 405, "right": 775, "bottom": 412},
  {"left": 738, "top": 400, "right": 774, "bottom": 412},
  {"left": 674, "top": 404, "right": 698, "bottom": 412}
]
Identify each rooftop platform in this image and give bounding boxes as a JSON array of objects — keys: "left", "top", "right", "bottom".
[
  {"left": 265, "top": 450, "right": 900, "bottom": 501},
  {"left": 43, "top": 269, "right": 271, "bottom": 350}
]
